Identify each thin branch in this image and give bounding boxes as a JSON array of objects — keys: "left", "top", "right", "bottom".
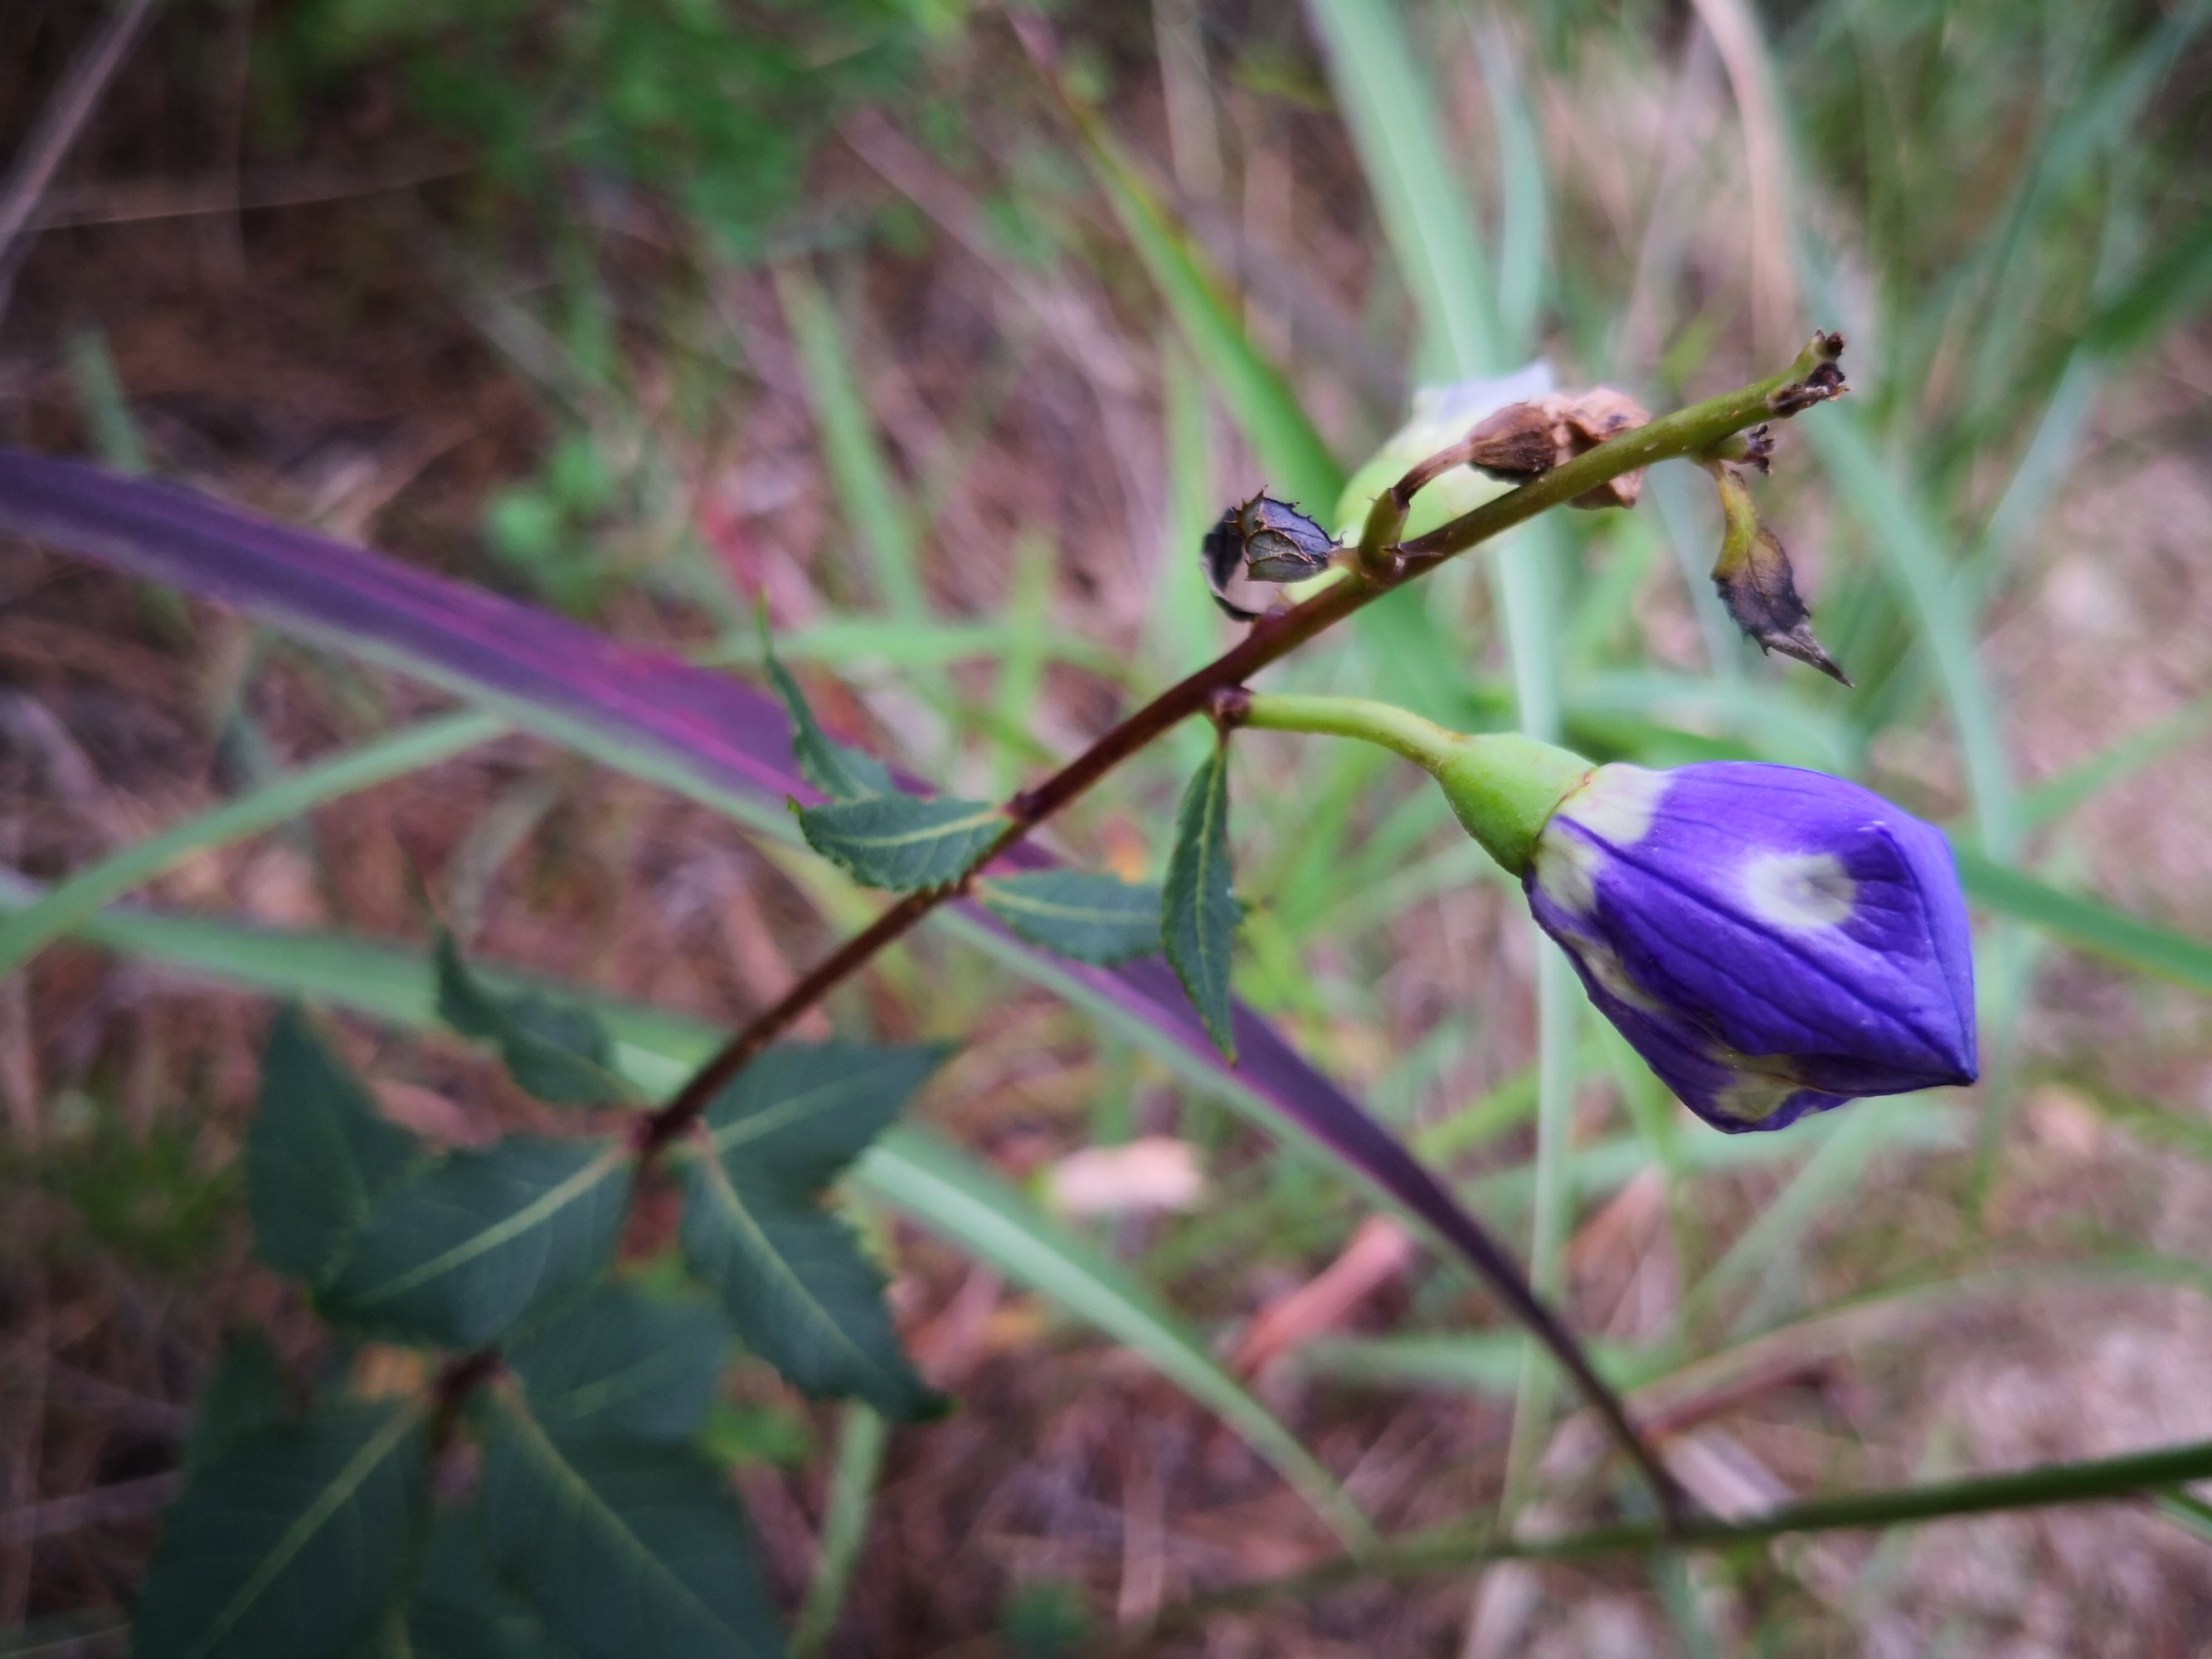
[
  {"left": 644, "top": 336, "right": 1851, "bottom": 1510},
  {"left": 0, "top": 0, "right": 163, "bottom": 328},
  {"left": 1135, "top": 1433, "right": 2212, "bottom": 1637}
]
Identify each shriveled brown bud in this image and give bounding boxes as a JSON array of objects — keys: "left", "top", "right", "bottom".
[
  {"left": 1200, "top": 493, "right": 1339, "bottom": 620},
  {"left": 1768, "top": 331, "right": 1850, "bottom": 418},
  {"left": 1458, "top": 387, "right": 1654, "bottom": 508},
  {"left": 1710, "top": 466, "right": 1851, "bottom": 685}
]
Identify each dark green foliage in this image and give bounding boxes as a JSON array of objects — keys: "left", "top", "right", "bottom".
[
  {"left": 134, "top": 1399, "right": 430, "bottom": 1659},
  {"left": 318, "top": 1136, "right": 631, "bottom": 1349},
  {"left": 677, "top": 1042, "right": 944, "bottom": 1418},
  {"left": 435, "top": 931, "right": 631, "bottom": 1107},
  {"left": 480, "top": 1400, "right": 784, "bottom": 1659},
  {"left": 248, "top": 1010, "right": 425, "bottom": 1285},
  {"left": 406, "top": 1505, "right": 579, "bottom": 1659},
  {"left": 6, "top": 1104, "right": 237, "bottom": 1274},
  {"left": 999, "top": 1579, "right": 1099, "bottom": 1659},
  {"left": 274, "top": 0, "right": 953, "bottom": 258},
  {"left": 1163, "top": 744, "right": 1239, "bottom": 1058},
  {"left": 507, "top": 1282, "right": 729, "bottom": 1443},
  {"left": 182, "top": 1335, "right": 293, "bottom": 1480},
  {"left": 794, "top": 793, "right": 1004, "bottom": 891},
  {"left": 977, "top": 870, "right": 1164, "bottom": 965},
  {"left": 758, "top": 618, "right": 894, "bottom": 803}
]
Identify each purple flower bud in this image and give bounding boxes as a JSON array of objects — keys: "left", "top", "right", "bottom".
[{"left": 1525, "top": 761, "right": 1976, "bottom": 1133}]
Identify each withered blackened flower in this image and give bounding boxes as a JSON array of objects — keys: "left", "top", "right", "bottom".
[
  {"left": 1710, "top": 466, "right": 1851, "bottom": 685},
  {"left": 1201, "top": 494, "right": 1339, "bottom": 619},
  {"left": 1525, "top": 761, "right": 1977, "bottom": 1133}
]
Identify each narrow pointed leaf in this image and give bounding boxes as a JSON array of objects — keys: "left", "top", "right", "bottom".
[
  {"left": 480, "top": 1398, "right": 782, "bottom": 1659},
  {"left": 978, "top": 871, "right": 1163, "bottom": 966},
  {"left": 508, "top": 1282, "right": 729, "bottom": 1443},
  {"left": 435, "top": 931, "right": 632, "bottom": 1107},
  {"left": 794, "top": 792, "right": 1004, "bottom": 892},
  {"left": 757, "top": 615, "right": 892, "bottom": 803},
  {"left": 134, "top": 1399, "right": 430, "bottom": 1659},
  {"left": 248, "top": 1009, "right": 425, "bottom": 1285},
  {"left": 319, "top": 1136, "right": 631, "bottom": 1349},
  {"left": 1163, "top": 745, "right": 1237, "bottom": 1058}
]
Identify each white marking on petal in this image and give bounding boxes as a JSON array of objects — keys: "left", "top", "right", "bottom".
[
  {"left": 1531, "top": 828, "right": 1604, "bottom": 916},
  {"left": 1571, "top": 936, "right": 1663, "bottom": 1014},
  {"left": 1556, "top": 764, "right": 1670, "bottom": 848},
  {"left": 1708, "top": 1044, "right": 1808, "bottom": 1123},
  {"left": 1741, "top": 850, "right": 1857, "bottom": 933}
]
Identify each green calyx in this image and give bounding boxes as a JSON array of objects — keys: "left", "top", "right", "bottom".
[
  {"left": 1429, "top": 734, "right": 1593, "bottom": 875},
  {"left": 1236, "top": 694, "right": 1591, "bottom": 877}
]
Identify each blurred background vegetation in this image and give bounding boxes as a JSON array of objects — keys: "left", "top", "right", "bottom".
[{"left": 3, "top": 0, "right": 2211, "bottom": 1652}]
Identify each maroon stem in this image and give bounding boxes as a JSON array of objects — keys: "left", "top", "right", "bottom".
[{"left": 640, "top": 340, "right": 1847, "bottom": 1516}]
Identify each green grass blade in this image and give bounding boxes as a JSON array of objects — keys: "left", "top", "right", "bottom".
[
  {"left": 1954, "top": 844, "right": 2212, "bottom": 995},
  {"left": 1175, "top": 1438, "right": 2212, "bottom": 1613},
  {"left": 775, "top": 265, "right": 929, "bottom": 620},
  {"left": 2016, "top": 698, "right": 2212, "bottom": 830},
  {"left": 791, "top": 1405, "right": 888, "bottom": 1658},
  {"left": 860, "top": 1127, "right": 1378, "bottom": 1554},
  {"left": 1055, "top": 89, "right": 1342, "bottom": 508},
  {"left": 1307, "top": 0, "right": 1575, "bottom": 1518},
  {"left": 0, "top": 709, "right": 507, "bottom": 976},
  {"left": 1305, "top": 0, "right": 1500, "bottom": 376},
  {"left": 1805, "top": 415, "right": 2020, "bottom": 855}
]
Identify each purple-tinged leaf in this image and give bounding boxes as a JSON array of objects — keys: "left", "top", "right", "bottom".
[{"left": 0, "top": 448, "right": 1567, "bottom": 1354}]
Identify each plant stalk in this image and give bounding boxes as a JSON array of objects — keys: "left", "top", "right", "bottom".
[
  {"left": 1134, "top": 1433, "right": 2212, "bottom": 1635},
  {"left": 644, "top": 338, "right": 1848, "bottom": 1506}
]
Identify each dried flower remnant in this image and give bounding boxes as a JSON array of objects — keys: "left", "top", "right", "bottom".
[
  {"left": 1766, "top": 330, "right": 1850, "bottom": 417},
  {"left": 1459, "top": 388, "right": 1656, "bottom": 508},
  {"left": 1710, "top": 465, "right": 1852, "bottom": 685},
  {"left": 1200, "top": 493, "right": 1339, "bottom": 620},
  {"left": 1525, "top": 761, "right": 1977, "bottom": 1133}
]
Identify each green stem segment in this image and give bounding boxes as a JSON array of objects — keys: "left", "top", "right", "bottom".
[
  {"left": 1142, "top": 1434, "right": 2212, "bottom": 1631},
  {"left": 1239, "top": 694, "right": 1592, "bottom": 876}
]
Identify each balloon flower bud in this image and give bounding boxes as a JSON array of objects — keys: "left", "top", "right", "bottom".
[
  {"left": 1235, "top": 695, "right": 1978, "bottom": 1133},
  {"left": 1524, "top": 761, "right": 1978, "bottom": 1132}
]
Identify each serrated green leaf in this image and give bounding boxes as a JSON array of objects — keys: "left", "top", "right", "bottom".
[
  {"left": 248, "top": 1009, "right": 425, "bottom": 1286},
  {"left": 793, "top": 793, "right": 1004, "bottom": 892},
  {"left": 757, "top": 615, "right": 892, "bottom": 804},
  {"left": 1163, "top": 746, "right": 1238, "bottom": 1058},
  {"left": 319, "top": 1137, "right": 631, "bottom": 1350},
  {"left": 679, "top": 1154, "right": 936, "bottom": 1421},
  {"left": 508, "top": 1282, "right": 729, "bottom": 1443},
  {"left": 183, "top": 1335, "right": 293, "bottom": 1481},
  {"left": 435, "top": 931, "right": 632, "bottom": 1107},
  {"left": 677, "top": 1048, "right": 941, "bottom": 1423},
  {"left": 702, "top": 1041, "right": 945, "bottom": 1183},
  {"left": 134, "top": 1399, "right": 430, "bottom": 1659},
  {"left": 406, "top": 1505, "right": 579, "bottom": 1659},
  {"left": 977, "top": 871, "right": 1163, "bottom": 965},
  {"left": 480, "top": 1399, "right": 783, "bottom": 1659}
]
